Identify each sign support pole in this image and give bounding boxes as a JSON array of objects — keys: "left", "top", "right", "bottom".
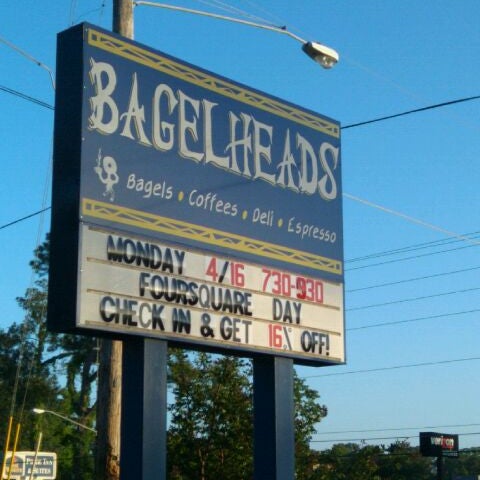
[
  {"left": 436, "top": 456, "right": 443, "bottom": 480},
  {"left": 253, "top": 356, "right": 295, "bottom": 480},
  {"left": 28, "top": 432, "right": 43, "bottom": 480},
  {"left": 120, "top": 337, "right": 168, "bottom": 480}
]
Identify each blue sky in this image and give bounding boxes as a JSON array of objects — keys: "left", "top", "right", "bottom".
[{"left": 1, "top": 0, "right": 479, "bottom": 450}]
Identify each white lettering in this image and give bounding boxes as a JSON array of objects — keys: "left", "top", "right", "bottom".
[
  {"left": 120, "top": 72, "right": 151, "bottom": 145},
  {"left": 178, "top": 90, "right": 203, "bottom": 162},
  {"left": 152, "top": 83, "right": 178, "bottom": 151},
  {"left": 88, "top": 59, "right": 119, "bottom": 134},
  {"left": 87, "top": 59, "right": 340, "bottom": 200}
]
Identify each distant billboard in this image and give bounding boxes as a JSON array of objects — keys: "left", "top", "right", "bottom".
[
  {"left": 48, "top": 23, "right": 344, "bottom": 366},
  {"left": 420, "top": 432, "right": 459, "bottom": 458}
]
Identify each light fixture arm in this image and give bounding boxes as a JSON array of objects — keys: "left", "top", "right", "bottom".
[
  {"left": 0, "top": 35, "right": 55, "bottom": 90},
  {"left": 134, "top": 1, "right": 306, "bottom": 43},
  {"left": 133, "top": 1, "right": 339, "bottom": 68},
  {"left": 32, "top": 408, "right": 97, "bottom": 434}
]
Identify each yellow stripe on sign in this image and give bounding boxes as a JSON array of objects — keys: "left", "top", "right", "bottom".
[
  {"left": 82, "top": 198, "right": 343, "bottom": 276},
  {"left": 86, "top": 28, "right": 340, "bottom": 138}
]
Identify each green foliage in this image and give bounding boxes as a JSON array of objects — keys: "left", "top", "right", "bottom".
[
  {"left": 168, "top": 351, "right": 253, "bottom": 480},
  {"left": 1, "top": 236, "right": 97, "bottom": 480},
  {"left": 313, "top": 441, "right": 437, "bottom": 480},
  {"left": 167, "top": 350, "right": 328, "bottom": 480},
  {"left": 445, "top": 448, "right": 480, "bottom": 478},
  {"left": 377, "top": 441, "right": 433, "bottom": 479},
  {"left": 294, "top": 373, "right": 328, "bottom": 480}
]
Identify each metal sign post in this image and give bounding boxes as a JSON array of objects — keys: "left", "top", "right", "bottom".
[
  {"left": 253, "top": 356, "right": 295, "bottom": 479},
  {"left": 436, "top": 456, "right": 443, "bottom": 480},
  {"left": 120, "top": 338, "right": 167, "bottom": 480}
]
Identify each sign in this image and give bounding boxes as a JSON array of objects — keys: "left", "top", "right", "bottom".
[
  {"left": 420, "top": 432, "right": 459, "bottom": 458},
  {"left": 78, "top": 225, "right": 344, "bottom": 363},
  {"left": 3, "top": 452, "right": 56, "bottom": 480},
  {"left": 48, "top": 23, "right": 344, "bottom": 365}
]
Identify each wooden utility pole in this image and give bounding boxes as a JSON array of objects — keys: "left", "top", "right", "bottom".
[
  {"left": 113, "top": 0, "right": 134, "bottom": 39},
  {"left": 95, "top": 5, "right": 133, "bottom": 480},
  {"left": 95, "top": 339, "right": 122, "bottom": 480}
]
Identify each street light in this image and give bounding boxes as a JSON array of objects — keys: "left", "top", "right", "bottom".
[
  {"left": 32, "top": 408, "right": 97, "bottom": 434},
  {"left": 0, "top": 35, "right": 55, "bottom": 90},
  {"left": 133, "top": 1, "right": 339, "bottom": 68}
]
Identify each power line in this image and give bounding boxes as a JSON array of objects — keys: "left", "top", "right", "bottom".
[
  {"left": 348, "top": 307, "right": 480, "bottom": 332},
  {"left": 346, "top": 242, "right": 476, "bottom": 272},
  {"left": 312, "top": 434, "right": 416, "bottom": 443},
  {"left": 0, "top": 65, "right": 478, "bottom": 127},
  {"left": 346, "top": 265, "right": 480, "bottom": 293},
  {"left": 344, "top": 193, "right": 480, "bottom": 247},
  {"left": 305, "top": 356, "right": 480, "bottom": 378},
  {"left": 346, "top": 230, "right": 480, "bottom": 264},
  {"left": 196, "top": 0, "right": 273, "bottom": 24},
  {"left": 347, "top": 285, "right": 480, "bottom": 312},
  {"left": 316, "top": 422, "right": 480, "bottom": 436},
  {"left": 0, "top": 85, "right": 53, "bottom": 110},
  {"left": 312, "top": 431, "right": 480, "bottom": 444},
  {"left": 0, "top": 207, "right": 51, "bottom": 231},
  {"left": 341, "top": 94, "right": 480, "bottom": 129},
  {"left": 1, "top": 84, "right": 480, "bottom": 240}
]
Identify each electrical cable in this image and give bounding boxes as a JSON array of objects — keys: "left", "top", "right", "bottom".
[
  {"left": 347, "top": 285, "right": 480, "bottom": 312},
  {"left": 347, "top": 307, "right": 480, "bottom": 332},
  {"left": 316, "top": 422, "right": 480, "bottom": 436},
  {"left": 346, "top": 241, "right": 476, "bottom": 272},
  {"left": 312, "top": 431, "right": 480, "bottom": 444},
  {"left": 5, "top": 142, "right": 52, "bottom": 455},
  {"left": 344, "top": 193, "right": 480, "bottom": 248},
  {"left": 69, "top": 0, "right": 78, "bottom": 25},
  {"left": 0, "top": 85, "right": 53, "bottom": 110},
  {"left": 346, "top": 230, "right": 480, "bottom": 264},
  {"left": 342, "top": 95, "right": 480, "bottom": 129},
  {"left": 312, "top": 434, "right": 416, "bottom": 443},
  {"left": 195, "top": 0, "right": 271, "bottom": 24},
  {"left": 318, "top": 448, "right": 480, "bottom": 459},
  {"left": 305, "top": 356, "right": 480, "bottom": 379},
  {"left": 240, "top": 0, "right": 288, "bottom": 26},
  {"left": 0, "top": 207, "right": 51, "bottom": 231},
  {"left": 347, "top": 265, "right": 480, "bottom": 293}
]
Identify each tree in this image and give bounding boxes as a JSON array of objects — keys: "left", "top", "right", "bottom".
[
  {"left": 312, "top": 441, "right": 436, "bottom": 480},
  {"left": 313, "top": 443, "right": 383, "bottom": 480},
  {"left": 445, "top": 448, "right": 480, "bottom": 479},
  {"left": 377, "top": 440, "right": 433, "bottom": 480},
  {"left": 294, "top": 374, "right": 328, "bottom": 480},
  {"left": 0, "top": 320, "right": 60, "bottom": 452},
  {"left": 168, "top": 351, "right": 253, "bottom": 480},
  {"left": 0, "top": 236, "right": 97, "bottom": 480},
  {"left": 167, "top": 350, "right": 328, "bottom": 480}
]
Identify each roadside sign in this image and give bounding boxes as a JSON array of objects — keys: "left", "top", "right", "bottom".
[
  {"left": 48, "top": 23, "right": 344, "bottom": 366},
  {"left": 2, "top": 452, "right": 56, "bottom": 480}
]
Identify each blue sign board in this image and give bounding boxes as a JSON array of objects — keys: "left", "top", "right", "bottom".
[
  {"left": 79, "top": 23, "right": 342, "bottom": 280},
  {"left": 48, "top": 23, "right": 344, "bottom": 364}
]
